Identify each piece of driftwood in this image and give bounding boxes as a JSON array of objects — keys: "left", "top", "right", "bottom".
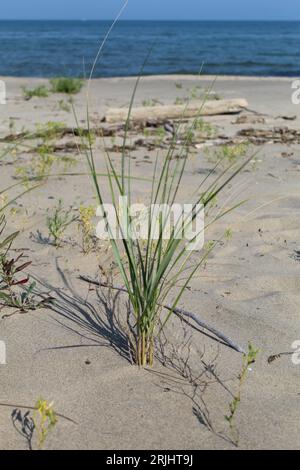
[
  {"left": 79, "top": 275, "right": 246, "bottom": 355},
  {"left": 103, "top": 99, "right": 249, "bottom": 124}
]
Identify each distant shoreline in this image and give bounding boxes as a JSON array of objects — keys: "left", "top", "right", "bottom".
[{"left": 0, "top": 74, "right": 296, "bottom": 81}]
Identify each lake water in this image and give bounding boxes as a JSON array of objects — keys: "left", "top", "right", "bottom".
[{"left": 0, "top": 20, "right": 299, "bottom": 77}]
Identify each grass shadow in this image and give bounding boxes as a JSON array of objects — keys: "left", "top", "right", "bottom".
[
  {"left": 11, "top": 408, "right": 35, "bottom": 450},
  {"left": 33, "top": 260, "right": 132, "bottom": 363}
]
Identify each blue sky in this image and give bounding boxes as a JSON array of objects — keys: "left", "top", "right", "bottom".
[{"left": 0, "top": 0, "right": 299, "bottom": 20}]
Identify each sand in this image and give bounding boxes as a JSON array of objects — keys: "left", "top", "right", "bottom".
[{"left": 0, "top": 75, "right": 299, "bottom": 450}]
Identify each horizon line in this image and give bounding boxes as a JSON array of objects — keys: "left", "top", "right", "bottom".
[{"left": 1, "top": 18, "right": 300, "bottom": 22}]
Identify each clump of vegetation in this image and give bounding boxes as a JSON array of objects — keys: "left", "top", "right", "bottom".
[
  {"left": 47, "top": 199, "right": 77, "bottom": 247},
  {"left": 142, "top": 98, "right": 161, "bottom": 107},
  {"left": 0, "top": 215, "right": 47, "bottom": 317},
  {"left": 50, "top": 77, "right": 83, "bottom": 94},
  {"left": 32, "top": 399, "right": 58, "bottom": 450},
  {"left": 225, "top": 343, "right": 260, "bottom": 445},
  {"left": 58, "top": 99, "right": 72, "bottom": 113},
  {"left": 15, "top": 122, "right": 77, "bottom": 182},
  {"left": 183, "top": 118, "right": 216, "bottom": 144},
  {"left": 79, "top": 74, "right": 253, "bottom": 368},
  {"left": 35, "top": 121, "right": 67, "bottom": 140},
  {"left": 22, "top": 85, "right": 49, "bottom": 100},
  {"left": 174, "top": 97, "right": 186, "bottom": 105},
  {"left": 205, "top": 142, "right": 249, "bottom": 166},
  {"left": 194, "top": 118, "right": 215, "bottom": 138},
  {"left": 189, "top": 85, "right": 203, "bottom": 100}
]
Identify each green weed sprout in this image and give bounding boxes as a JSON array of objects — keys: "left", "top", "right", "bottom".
[
  {"left": 32, "top": 399, "right": 58, "bottom": 450},
  {"left": 47, "top": 199, "right": 77, "bottom": 247},
  {"left": 205, "top": 142, "right": 249, "bottom": 166},
  {"left": 225, "top": 342, "right": 260, "bottom": 445},
  {"left": 22, "top": 85, "right": 49, "bottom": 100}
]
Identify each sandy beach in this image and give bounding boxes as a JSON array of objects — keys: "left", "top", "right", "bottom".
[{"left": 0, "top": 75, "right": 299, "bottom": 450}]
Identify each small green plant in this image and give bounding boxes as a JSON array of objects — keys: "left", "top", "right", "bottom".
[
  {"left": 182, "top": 118, "right": 215, "bottom": 144},
  {"left": 32, "top": 399, "right": 58, "bottom": 450},
  {"left": 225, "top": 342, "right": 260, "bottom": 446},
  {"left": 58, "top": 99, "right": 72, "bottom": 113},
  {"left": 205, "top": 142, "right": 249, "bottom": 166},
  {"left": 0, "top": 216, "right": 48, "bottom": 316},
  {"left": 189, "top": 85, "right": 202, "bottom": 100},
  {"left": 142, "top": 98, "right": 160, "bottom": 107},
  {"left": 47, "top": 199, "right": 77, "bottom": 247},
  {"left": 50, "top": 77, "right": 83, "bottom": 94},
  {"left": 35, "top": 121, "right": 66, "bottom": 140},
  {"left": 194, "top": 118, "right": 215, "bottom": 138},
  {"left": 155, "top": 126, "right": 166, "bottom": 144},
  {"left": 15, "top": 122, "right": 77, "bottom": 182},
  {"left": 22, "top": 85, "right": 49, "bottom": 100},
  {"left": 225, "top": 227, "right": 233, "bottom": 241},
  {"left": 174, "top": 97, "right": 186, "bottom": 105},
  {"left": 175, "top": 82, "right": 183, "bottom": 89}
]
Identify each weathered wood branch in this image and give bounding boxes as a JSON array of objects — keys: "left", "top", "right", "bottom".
[
  {"left": 103, "top": 98, "right": 249, "bottom": 124},
  {"left": 79, "top": 275, "right": 246, "bottom": 355}
]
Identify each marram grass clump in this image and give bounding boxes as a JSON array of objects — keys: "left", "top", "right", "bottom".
[{"left": 78, "top": 78, "right": 253, "bottom": 368}]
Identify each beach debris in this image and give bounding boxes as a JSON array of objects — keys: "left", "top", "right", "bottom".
[
  {"left": 232, "top": 114, "right": 266, "bottom": 125},
  {"left": 78, "top": 274, "right": 247, "bottom": 355},
  {"left": 275, "top": 115, "right": 297, "bottom": 121},
  {"left": 103, "top": 98, "right": 249, "bottom": 124},
  {"left": 267, "top": 351, "right": 294, "bottom": 364},
  {"left": 292, "top": 250, "right": 300, "bottom": 261},
  {"left": 0, "top": 125, "right": 123, "bottom": 143},
  {"left": 281, "top": 151, "right": 294, "bottom": 158},
  {"left": 237, "top": 126, "right": 300, "bottom": 144}
]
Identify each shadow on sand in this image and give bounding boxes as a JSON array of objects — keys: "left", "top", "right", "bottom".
[
  {"left": 34, "top": 260, "right": 132, "bottom": 363},
  {"left": 32, "top": 260, "right": 238, "bottom": 447}
]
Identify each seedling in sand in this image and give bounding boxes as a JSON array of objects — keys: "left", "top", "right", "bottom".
[
  {"left": 47, "top": 199, "right": 77, "bottom": 247},
  {"left": 1, "top": 398, "right": 74, "bottom": 450},
  {"left": 32, "top": 399, "right": 58, "bottom": 450},
  {"left": 225, "top": 342, "right": 260, "bottom": 446}
]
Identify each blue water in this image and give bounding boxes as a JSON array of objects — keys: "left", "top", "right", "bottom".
[{"left": 0, "top": 20, "right": 300, "bottom": 77}]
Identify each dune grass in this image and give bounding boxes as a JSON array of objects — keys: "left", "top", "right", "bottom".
[{"left": 75, "top": 76, "right": 253, "bottom": 367}]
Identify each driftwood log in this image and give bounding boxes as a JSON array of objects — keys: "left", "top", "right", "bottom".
[
  {"left": 79, "top": 275, "right": 246, "bottom": 355},
  {"left": 103, "top": 98, "right": 249, "bottom": 124}
]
